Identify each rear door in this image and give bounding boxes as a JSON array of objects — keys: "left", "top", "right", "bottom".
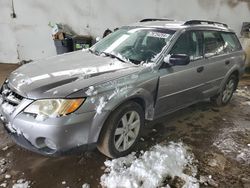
[{"left": 200, "top": 30, "right": 240, "bottom": 97}]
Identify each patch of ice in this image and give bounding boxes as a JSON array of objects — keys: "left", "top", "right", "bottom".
[
  {"left": 100, "top": 142, "right": 199, "bottom": 188},
  {"left": 12, "top": 179, "right": 30, "bottom": 188},
  {"left": 82, "top": 183, "right": 90, "bottom": 188},
  {"left": 96, "top": 97, "right": 107, "bottom": 114}
]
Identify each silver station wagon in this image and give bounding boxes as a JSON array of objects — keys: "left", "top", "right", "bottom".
[{"left": 0, "top": 19, "right": 246, "bottom": 158}]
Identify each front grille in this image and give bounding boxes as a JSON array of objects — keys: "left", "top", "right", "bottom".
[{"left": 1, "top": 83, "right": 23, "bottom": 106}]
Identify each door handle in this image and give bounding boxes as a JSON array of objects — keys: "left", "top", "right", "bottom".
[
  {"left": 197, "top": 66, "right": 204, "bottom": 73},
  {"left": 225, "top": 60, "right": 230, "bottom": 65}
]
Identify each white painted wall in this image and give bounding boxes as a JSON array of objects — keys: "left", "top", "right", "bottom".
[{"left": 0, "top": 0, "right": 250, "bottom": 63}]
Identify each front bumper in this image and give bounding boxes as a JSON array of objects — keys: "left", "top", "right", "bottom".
[
  {"left": 0, "top": 112, "right": 97, "bottom": 156},
  {"left": 0, "top": 96, "right": 99, "bottom": 156},
  {"left": 2, "top": 121, "right": 96, "bottom": 156}
]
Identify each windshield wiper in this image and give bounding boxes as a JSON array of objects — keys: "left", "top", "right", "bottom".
[{"left": 100, "top": 52, "right": 125, "bottom": 62}]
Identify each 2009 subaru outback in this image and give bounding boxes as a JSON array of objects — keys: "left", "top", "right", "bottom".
[{"left": 0, "top": 19, "right": 245, "bottom": 158}]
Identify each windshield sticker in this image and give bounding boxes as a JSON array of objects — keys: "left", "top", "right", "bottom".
[{"left": 147, "top": 32, "right": 170, "bottom": 39}]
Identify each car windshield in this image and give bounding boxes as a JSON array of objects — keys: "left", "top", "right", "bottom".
[{"left": 91, "top": 27, "right": 175, "bottom": 64}]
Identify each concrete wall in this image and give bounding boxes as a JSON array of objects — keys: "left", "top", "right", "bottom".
[{"left": 0, "top": 0, "right": 250, "bottom": 63}]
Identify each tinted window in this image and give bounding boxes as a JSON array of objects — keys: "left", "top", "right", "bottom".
[
  {"left": 221, "top": 32, "right": 242, "bottom": 53},
  {"left": 203, "top": 31, "right": 225, "bottom": 56},
  {"left": 170, "top": 31, "right": 203, "bottom": 61}
]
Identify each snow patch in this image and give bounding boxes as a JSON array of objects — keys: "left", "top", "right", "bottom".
[
  {"left": 0, "top": 96, "right": 3, "bottom": 105},
  {"left": 96, "top": 97, "right": 107, "bottom": 114},
  {"left": 82, "top": 183, "right": 90, "bottom": 188},
  {"left": 2, "top": 103, "right": 15, "bottom": 115},
  {"left": 12, "top": 179, "right": 30, "bottom": 188},
  {"left": 5, "top": 174, "right": 11, "bottom": 179},
  {"left": 85, "top": 86, "right": 98, "bottom": 96},
  {"left": 0, "top": 183, "right": 7, "bottom": 188},
  {"left": 2, "top": 146, "right": 8, "bottom": 151},
  {"left": 235, "top": 88, "right": 250, "bottom": 99},
  {"left": 101, "top": 142, "right": 199, "bottom": 188},
  {"left": 243, "top": 101, "right": 250, "bottom": 106},
  {"left": 214, "top": 122, "right": 250, "bottom": 164}
]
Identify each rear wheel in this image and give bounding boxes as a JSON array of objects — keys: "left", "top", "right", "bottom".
[
  {"left": 211, "top": 74, "right": 238, "bottom": 106},
  {"left": 97, "top": 101, "right": 144, "bottom": 158}
]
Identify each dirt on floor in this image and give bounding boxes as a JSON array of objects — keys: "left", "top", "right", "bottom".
[{"left": 0, "top": 63, "right": 249, "bottom": 188}]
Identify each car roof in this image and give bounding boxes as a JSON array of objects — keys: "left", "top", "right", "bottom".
[{"left": 128, "top": 19, "right": 234, "bottom": 33}]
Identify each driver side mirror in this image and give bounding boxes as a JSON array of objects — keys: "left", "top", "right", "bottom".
[{"left": 164, "top": 54, "right": 190, "bottom": 66}]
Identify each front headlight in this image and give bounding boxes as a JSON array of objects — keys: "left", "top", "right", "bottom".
[{"left": 24, "top": 98, "right": 85, "bottom": 117}]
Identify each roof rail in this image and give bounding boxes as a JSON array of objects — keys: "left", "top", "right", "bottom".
[
  {"left": 184, "top": 20, "right": 228, "bottom": 28},
  {"left": 140, "top": 18, "right": 173, "bottom": 22}
]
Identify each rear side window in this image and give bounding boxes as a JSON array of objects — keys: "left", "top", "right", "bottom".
[
  {"left": 203, "top": 31, "right": 225, "bottom": 56},
  {"left": 203, "top": 31, "right": 242, "bottom": 57},
  {"left": 220, "top": 32, "right": 242, "bottom": 53}
]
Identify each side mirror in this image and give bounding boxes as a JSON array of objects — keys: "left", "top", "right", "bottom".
[{"left": 164, "top": 54, "right": 190, "bottom": 66}]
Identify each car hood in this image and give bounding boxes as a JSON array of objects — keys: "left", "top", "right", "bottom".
[{"left": 7, "top": 51, "right": 142, "bottom": 99}]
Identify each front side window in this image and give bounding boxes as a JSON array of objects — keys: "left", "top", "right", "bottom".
[
  {"left": 170, "top": 31, "right": 203, "bottom": 61},
  {"left": 91, "top": 27, "right": 175, "bottom": 64}
]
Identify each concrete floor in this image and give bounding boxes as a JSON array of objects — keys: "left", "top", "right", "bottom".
[{"left": 0, "top": 63, "right": 250, "bottom": 188}]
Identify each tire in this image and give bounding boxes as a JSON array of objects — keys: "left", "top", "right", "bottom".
[
  {"left": 211, "top": 74, "right": 238, "bottom": 106},
  {"left": 97, "top": 101, "right": 144, "bottom": 158}
]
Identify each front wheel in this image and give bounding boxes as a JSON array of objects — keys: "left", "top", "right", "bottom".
[
  {"left": 97, "top": 101, "right": 144, "bottom": 158},
  {"left": 211, "top": 74, "right": 238, "bottom": 106}
]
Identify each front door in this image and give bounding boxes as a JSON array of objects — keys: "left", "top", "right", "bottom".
[{"left": 154, "top": 30, "right": 206, "bottom": 118}]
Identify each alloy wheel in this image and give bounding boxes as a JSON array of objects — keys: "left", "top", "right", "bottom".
[
  {"left": 222, "top": 79, "right": 235, "bottom": 103},
  {"left": 114, "top": 111, "right": 140, "bottom": 152}
]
